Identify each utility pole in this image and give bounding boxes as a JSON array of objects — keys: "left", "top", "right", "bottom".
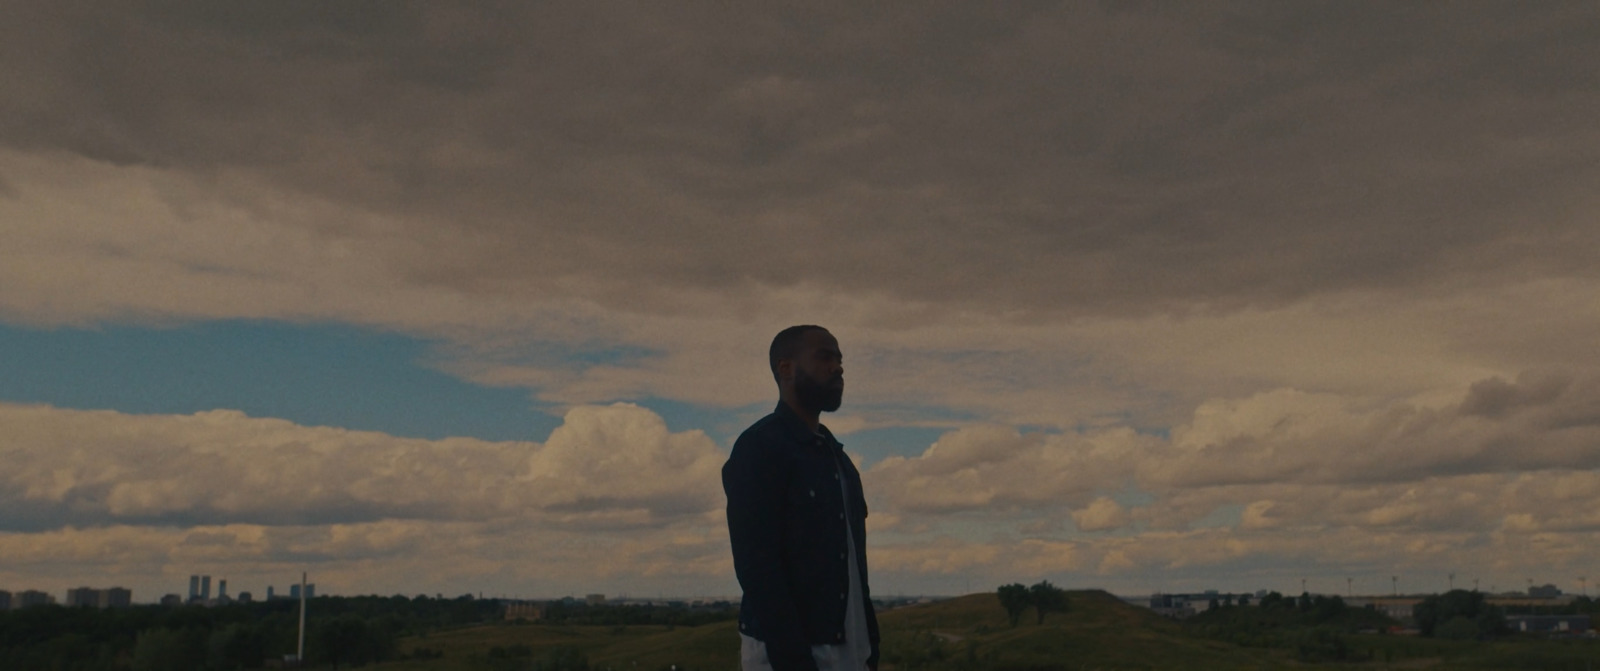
[
  {"left": 1301, "top": 578, "right": 1307, "bottom": 595},
  {"left": 1347, "top": 577, "right": 1353, "bottom": 598},
  {"left": 1391, "top": 576, "right": 1398, "bottom": 597}
]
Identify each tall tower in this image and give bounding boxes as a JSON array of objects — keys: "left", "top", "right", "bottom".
[
  {"left": 297, "top": 572, "right": 307, "bottom": 663},
  {"left": 201, "top": 575, "right": 211, "bottom": 601},
  {"left": 219, "top": 579, "right": 228, "bottom": 599},
  {"left": 189, "top": 575, "right": 200, "bottom": 601}
]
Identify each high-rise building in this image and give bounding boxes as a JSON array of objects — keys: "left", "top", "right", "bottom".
[
  {"left": 0, "top": 590, "right": 11, "bottom": 611},
  {"left": 189, "top": 575, "right": 201, "bottom": 601},
  {"left": 288, "top": 583, "right": 316, "bottom": 599},
  {"left": 16, "top": 590, "right": 55, "bottom": 608},
  {"left": 218, "top": 579, "right": 228, "bottom": 599},
  {"left": 67, "top": 587, "right": 100, "bottom": 607},
  {"left": 104, "top": 587, "right": 132, "bottom": 608},
  {"left": 267, "top": 585, "right": 276, "bottom": 600},
  {"left": 64, "top": 587, "right": 132, "bottom": 609},
  {"left": 201, "top": 575, "right": 211, "bottom": 600}
]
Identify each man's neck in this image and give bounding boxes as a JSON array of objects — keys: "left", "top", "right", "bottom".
[{"left": 780, "top": 395, "right": 821, "bottom": 434}]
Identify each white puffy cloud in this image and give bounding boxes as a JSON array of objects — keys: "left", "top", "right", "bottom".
[
  {"left": 848, "top": 373, "right": 1600, "bottom": 594},
  {"left": 1072, "top": 498, "right": 1131, "bottom": 533},
  {"left": 0, "top": 401, "right": 737, "bottom": 598},
  {"left": 8, "top": 371, "right": 1600, "bottom": 599},
  {"left": 866, "top": 424, "right": 1156, "bottom": 514},
  {"left": 1143, "top": 372, "right": 1600, "bottom": 489},
  {"left": 0, "top": 401, "right": 723, "bottom": 531}
]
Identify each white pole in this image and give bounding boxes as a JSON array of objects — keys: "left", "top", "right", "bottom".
[{"left": 297, "top": 571, "right": 307, "bottom": 665}]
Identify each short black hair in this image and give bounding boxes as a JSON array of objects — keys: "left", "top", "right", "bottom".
[{"left": 769, "top": 325, "right": 827, "bottom": 382}]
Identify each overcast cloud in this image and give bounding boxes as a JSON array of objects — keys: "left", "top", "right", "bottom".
[{"left": 2, "top": 1, "right": 1598, "bottom": 600}]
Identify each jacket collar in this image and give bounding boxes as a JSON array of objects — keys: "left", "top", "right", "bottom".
[{"left": 773, "top": 400, "right": 842, "bottom": 448}]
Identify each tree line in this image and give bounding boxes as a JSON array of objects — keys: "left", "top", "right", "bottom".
[{"left": 1, "top": 593, "right": 504, "bottom": 670}]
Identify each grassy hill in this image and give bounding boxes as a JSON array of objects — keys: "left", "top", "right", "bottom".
[
  {"left": 375, "top": 591, "right": 1288, "bottom": 671},
  {"left": 874, "top": 590, "right": 1286, "bottom": 671},
  {"left": 372, "top": 591, "right": 1600, "bottom": 671}
]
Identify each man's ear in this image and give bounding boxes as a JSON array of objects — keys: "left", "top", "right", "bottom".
[{"left": 775, "top": 358, "right": 793, "bottom": 384}]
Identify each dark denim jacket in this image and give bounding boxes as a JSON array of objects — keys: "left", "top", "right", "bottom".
[{"left": 723, "top": 402, "right": 879, "bottom": 671}]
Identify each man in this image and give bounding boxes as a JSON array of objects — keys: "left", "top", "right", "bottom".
[{"left": 723, "top": 325, "right": 879, "bottom": 671}]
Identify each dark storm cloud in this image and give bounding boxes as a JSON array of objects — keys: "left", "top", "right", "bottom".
[{"left": 4, "top": 1, "right": 1597, "bottom": 319}]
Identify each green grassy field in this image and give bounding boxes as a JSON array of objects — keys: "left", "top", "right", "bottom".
[{"left": 371, "top": 591, "right": 1600, "bottom": 671}]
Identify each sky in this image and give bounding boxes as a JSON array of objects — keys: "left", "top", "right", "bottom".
[{"left": 2, "top": 1, "right": 1599, "bottom": 603}]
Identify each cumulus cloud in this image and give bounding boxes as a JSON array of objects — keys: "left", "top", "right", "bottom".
[
  {"left": 1145, "top": 372, "right": 1600, "bottom": 489},
  {"left": 1072, "top": 497, "right": 1131, "bottom": 533},
  {"left": 0, "top": 401, "right": 722, "bottom": 531},
  {"left": 866, "top": 424, "right": 1156, "bottom": 514},
  {"left": 861, "top": 373, "right": 1600, "bottom": 581}
]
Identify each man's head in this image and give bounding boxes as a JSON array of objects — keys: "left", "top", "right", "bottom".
[{"left": 770, "top": 325, "right": 843, "bottom": 414}]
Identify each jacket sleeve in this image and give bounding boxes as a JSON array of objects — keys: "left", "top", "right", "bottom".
[{"left": 724, "top": 433, "right": 818, "bottom": 671}]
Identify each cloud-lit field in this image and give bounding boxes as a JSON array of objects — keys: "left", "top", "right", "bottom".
[{"left": 2, "top": 2, "right": 1598, "bottom": 603}]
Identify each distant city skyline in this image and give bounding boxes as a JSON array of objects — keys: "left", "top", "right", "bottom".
[
  {"left": 2, "top": 3, "right": 1598, "bottom": 602},
  {"left": 2, "top": 572, "right": 1590, "bottom": 609}
]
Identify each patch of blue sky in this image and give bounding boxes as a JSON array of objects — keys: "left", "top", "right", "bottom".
[
  {"left": 441, "top": 340, "right": 661, "bottom": 371},
  {"left": 1191, "top": 503, "right": 1245, "bottom": 529},
  {"left": 839, "top": 425, "right": 947, "bottom": 467},
  {"left": 1110, "top": 485, "right": 1157, "bottom": 508},
  {"left": 0, "top": 321, "right": 561, "bottom": 442}
]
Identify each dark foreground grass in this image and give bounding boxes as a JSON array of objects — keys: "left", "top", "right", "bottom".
[{"left": 374, "top": 591, "right": 1600, "bottom": 671}]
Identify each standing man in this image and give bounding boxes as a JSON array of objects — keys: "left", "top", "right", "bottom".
[{"left": 724, "top": 325, "right": 879, "bottom": 671}]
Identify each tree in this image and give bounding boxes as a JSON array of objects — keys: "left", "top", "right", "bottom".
[
  {"left": 996, "top": 584, "right": 1031, "bottom": 627},
  {"left": 312, "top": 615, "right": 394, "bottom": 669},
  {"left": 207, "top": 623, "right": 266, "bottom": 670},
  {"left": 1029, "top": 581, "right": 1069, "bottom": 625},
  {"left": 1413, "top": 589, "right": 1504, "bottom": 639},
  {"left": 131, "top": 627, "right": 207, "bottom": 671}
]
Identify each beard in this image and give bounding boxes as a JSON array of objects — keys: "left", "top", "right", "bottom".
[{"left": 794, "top": 368, "right": 843, "bottom": 414}]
